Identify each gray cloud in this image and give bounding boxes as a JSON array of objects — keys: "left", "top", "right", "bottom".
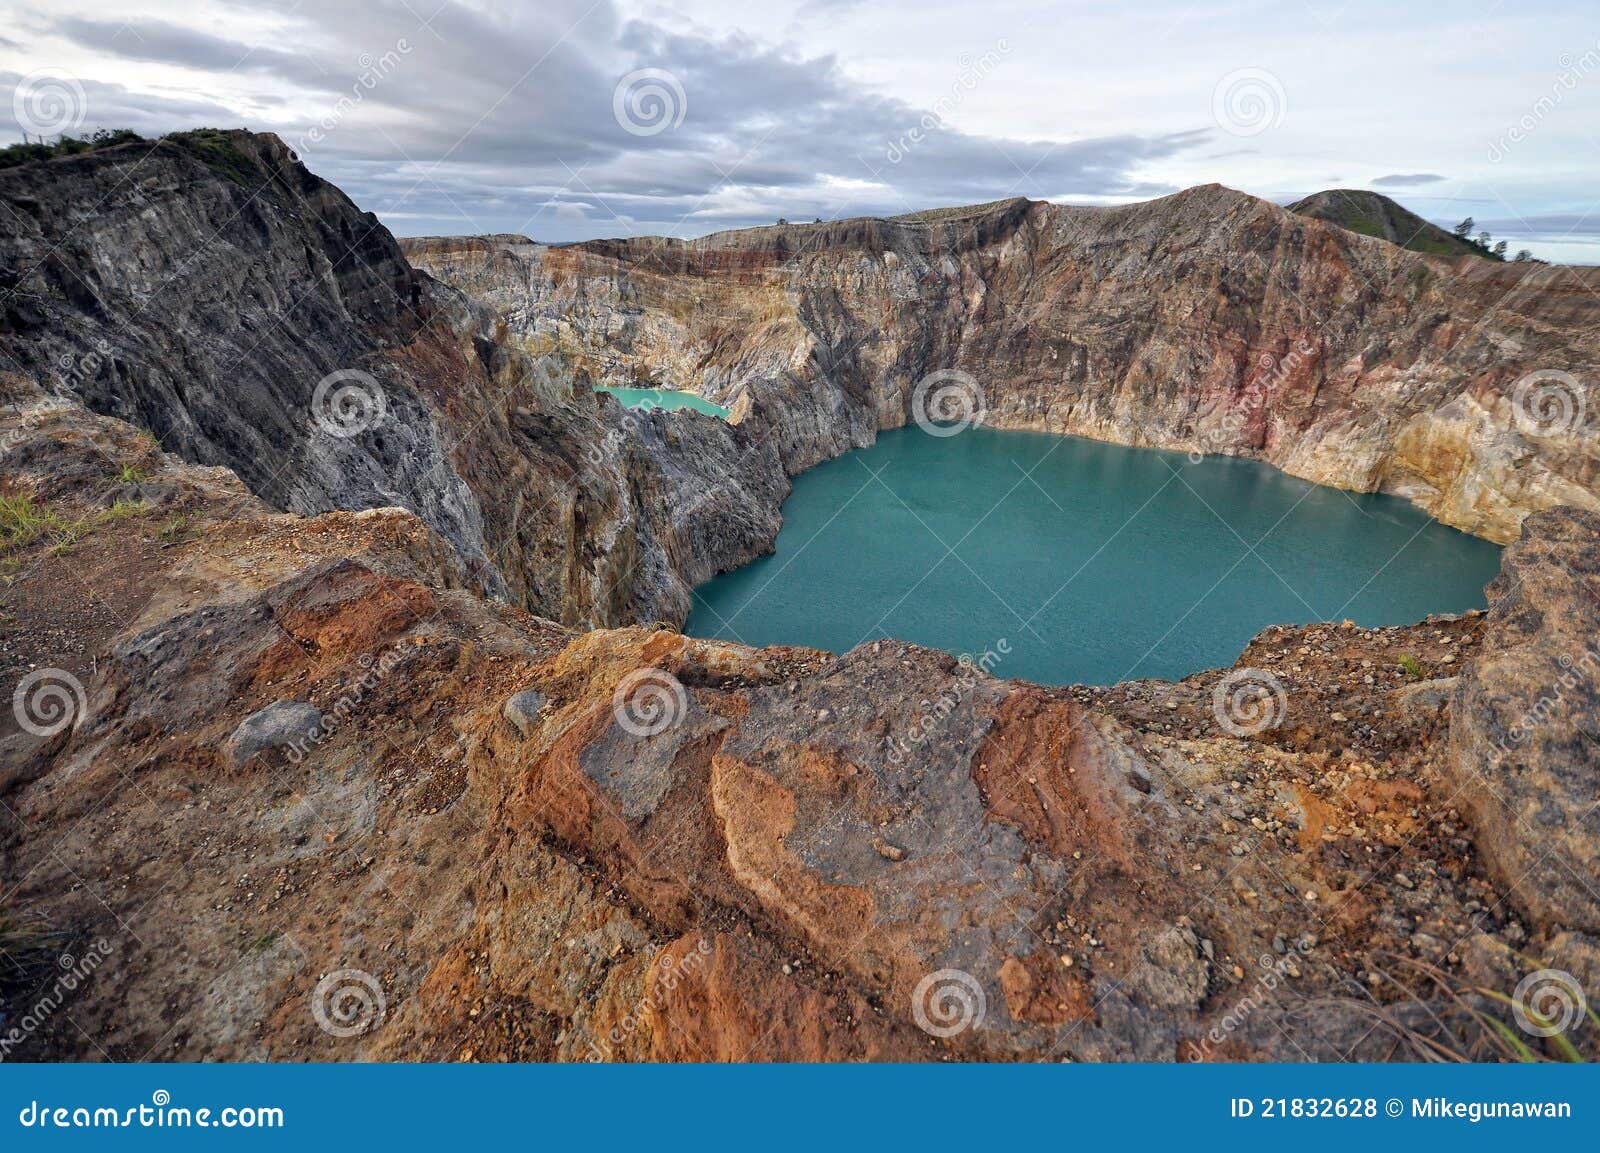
[
  {"left": 53, "top": 18, "right": 345, "bottom": 93},
  {"left": 0, "top": 70, "right": 246, "bottom": 137},
  {"left": 794, "top": 0, "right": 870, "bottom": 16},
  {"left": 16, "top": 0, "right": 1211, "bottom": 240},
  {"left": 1474, "top": 212, "right": 1597, "bottom": 238},
  {"left": 1371, "top": 172, "right": 1447, "bottom": 187}
]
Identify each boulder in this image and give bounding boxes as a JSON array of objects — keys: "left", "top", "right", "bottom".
[
  {"left": 502, "top": 689, "right": 549, "bottom": 738},
  {"left": 224, "top": 700, "right": 325, "bottom": 767}
]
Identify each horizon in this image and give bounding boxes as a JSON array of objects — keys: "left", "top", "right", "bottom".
[
  {"left": 380, "top": 181, "right": 1563, "bottom": 261},
  {"left": 3, "top": 1, "right": 1599, "bottom": 262}
]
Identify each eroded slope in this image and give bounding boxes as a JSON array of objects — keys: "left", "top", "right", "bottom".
[
  {"left": 410, "top": 190, "right": 1600, "bottom": 544},
  {"left": 2, "top": 394, "right": 1595, "bottom": 1062}
]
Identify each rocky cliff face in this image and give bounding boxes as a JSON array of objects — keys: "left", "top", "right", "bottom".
[
  {"left": 2, "top": 391, "right": 1596, "bottom": 1061},
  {"left": 9, "top": 137, "right": 1593, "bottom": 638},
  {"left": 4, "top": 137, "right": 1598, "bottom": 1063},
  {"left": 0, "top": 132, "right": 786, "bottom": 628},
  {"left": 409, "top": 189, "right": 1600, "bottom": 545},
  {"left": 1447, "top": 507, "right": 1600, "bottom": 938}
]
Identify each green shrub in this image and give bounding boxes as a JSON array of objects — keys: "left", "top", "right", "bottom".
[
  {"left": 0, "top": 129, "right": 143, "bottom": 170},
  {"left": 163, "top": 129, "right": 265, "bottom": 188}
]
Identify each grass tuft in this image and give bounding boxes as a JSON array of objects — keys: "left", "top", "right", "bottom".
[
  {"left": 1341, "top": 954, "right": 1595, "bottom": 1062},
  {"left": 0, "top": 902, "right": 54, "bottom": 991},
  {"left": 159, "top": 514, "right": 193, "bottom": 545},
  {"left": 0, "top": 494, "right": 147, "bottom": 557},
  {"left": 0, "top": 494, "right": 69, "bottom": 548}
]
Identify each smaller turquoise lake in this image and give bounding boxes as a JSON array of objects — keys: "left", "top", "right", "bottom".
[
  {"left": 684, "top": 426, "right": 1503, "bottom": 686},
  {"left": 596, "top": 386, "right": 730, "bottom": 418}
]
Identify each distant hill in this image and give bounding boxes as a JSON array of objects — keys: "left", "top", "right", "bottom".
[{"left": 1289, "top": 189, "right": 1495, "bottom": 259}]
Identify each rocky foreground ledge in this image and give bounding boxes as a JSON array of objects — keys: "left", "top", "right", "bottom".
[{"left": 2, "top": 393, "right": 1596, "bottom": 1061}]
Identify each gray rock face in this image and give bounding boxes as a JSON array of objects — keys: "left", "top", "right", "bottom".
[
  {"left": 224, "top": 700, "right": 325, "bottom": 767},
  {"left": 502, "top": 690, "right": 549, "bottom": 738},
  {"left": 0, "top": 132, "right": 502, "bottom": 594},
  {"left": 409, "top": 188, "right": 1600, "bottom": 546},
  {"left": 1448, "top": 507, "right": 1600, "bottom": 933},
  {"left": 1397, "top": 676, "right": 1459, "bottom": 716},
  {"left": 0, "top": 132, "right": 789, "bottom": 629},
  {"left": 17, "top": 137, "right": 1599, "bottom": 652}
]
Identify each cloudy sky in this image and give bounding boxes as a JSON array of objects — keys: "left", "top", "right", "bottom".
[{"left": 3, "top": 0, "right": 1599, "bottom": 260}]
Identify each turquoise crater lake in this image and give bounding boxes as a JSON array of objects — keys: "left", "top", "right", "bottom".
[
  {"left": 684, "top": 426, "right": 1503, "bottom": 686},
  {"left": 596, "top": 386, "right": 730, "bottom": 418}
]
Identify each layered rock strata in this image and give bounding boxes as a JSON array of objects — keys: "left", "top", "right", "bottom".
[
  {"left": 409, "top": 190, "right": 1600, "bottom": 546},
  {"left": 0, "top": 132, "right": 785, "bottom": 628}
]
